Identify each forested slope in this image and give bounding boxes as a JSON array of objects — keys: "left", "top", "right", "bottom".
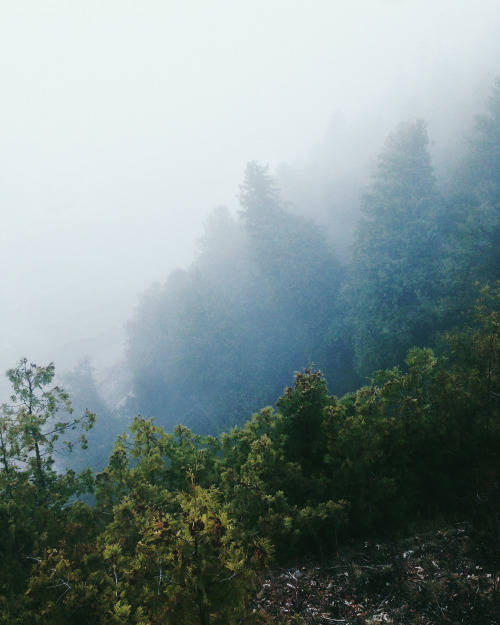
[
  {"left": 1, "top": 78, "right": 500, "bottom": 623},
  {"left": 0, "top": 282, "right": 498, "bottom": 622},
  {"left": 125, "top": 78, "right": 500, "bottom": 435}
]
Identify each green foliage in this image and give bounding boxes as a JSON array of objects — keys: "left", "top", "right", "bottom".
[
  {"left": 440, "top": 79, "right": 500, "bottom": 322},
  {"left": 3, "top": 279, "right": 500, "bottom": 619},
  {"left": 138, "top": 478, "right": 270, "bottom": 625},
  {"left": 442, "top": 282, "right": 500, "bottom": 466},
  {"left": 5, "top": 77, "right": 500, "bottom": 622},
  {"left": 0, "top": 359, "right": 96, "bottom": 622},
  {"left": 221, "top": 420, "right": 298, "bottom": 556},
  {"left": 321, "top": 286, "right": 500, "bottom": 531},
  {"left": 1, "top": 359, "right": 93, "bottom": 492},
  {"left": 277, "top": 369, "right": 330, "bottom": 477},
  {"left": 0, "top": 359, "right": 95, "bottom": 527},
  {"left": 219, "top": 394, "right": 349, "bottom": 557},
  {"left": 28, "top": 415, "right": 269, "bottom": 625},
  {"left": 349, "top": 120, "right": 444, "bottom": 377}
]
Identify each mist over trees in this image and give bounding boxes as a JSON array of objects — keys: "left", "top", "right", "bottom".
[
  {"left": 0, "top": 282, "right": 499, "bottom": 622},
  {"left": 444, "top": 77, "right": 500, "bottom": 309},
  {"left": 1, "top": 70, "right": 500, "bottom": 625},
  {"left": 122, "top": 78, "right": 500, "bottom": 436},
  {"left": 348, "top": 119, "right": 444, "bottom": 376},
  {"left": 126, "top": 161, "right": 355, "bottom": 434},
  {"left": 3, "top": 1, "right": 500, "bottom": 619}
]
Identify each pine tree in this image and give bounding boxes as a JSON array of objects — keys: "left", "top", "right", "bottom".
[{"left": 350, "top": 120, "right": 443, "bottom": 377}]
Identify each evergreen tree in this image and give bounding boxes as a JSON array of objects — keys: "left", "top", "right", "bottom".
[
  {"left": 349, "top": 120, "right": 443, "bottom": 377},
  {"left": 0, "top": 359, "right": 95, "bottom": 621},
  {"left": 239, "top": 162, "right": 353, "bottom": 393},
  {"left": 277, "top": 368, "right": 330, "bottom": 477},
  {"left": 127, "top": 162, "right": 353, "bottom": 434},
  {"left": 0, "top": 359, "right": 95, "bottom": 501},
  {"left": 443, "top": 77, "right": 500, "bottom": 315}
]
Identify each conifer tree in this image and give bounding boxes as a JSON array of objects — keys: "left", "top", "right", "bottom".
[{"left": 350, "top": 120, "right": 443, "bottom": 376}]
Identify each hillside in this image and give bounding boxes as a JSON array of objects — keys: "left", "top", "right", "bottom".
[{"left": 253, "top": 523, "right": 500, "bottom": 624}]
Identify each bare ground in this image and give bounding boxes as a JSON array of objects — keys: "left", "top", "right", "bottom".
[{"left": 251, "top": 523, "right": 500, "bottom": 624}]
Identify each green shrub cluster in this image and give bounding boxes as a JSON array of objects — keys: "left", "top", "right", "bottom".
[{"left": 0, "top": 283, "right": 499, "bottom": 623}]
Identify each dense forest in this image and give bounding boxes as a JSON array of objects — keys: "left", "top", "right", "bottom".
[
  {"left": 122, "top": 78, "right": 500, "bottom": 435},
  {"left": 0, "top": 79, "right": 499, "bottom": 622},
  {"left": 0, "top": 283, "right": 499, "bottom": 623}
]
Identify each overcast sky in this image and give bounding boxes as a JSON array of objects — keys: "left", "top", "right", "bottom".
[{"left": 1, "top": 0, "right": 500, "bottom": 387}]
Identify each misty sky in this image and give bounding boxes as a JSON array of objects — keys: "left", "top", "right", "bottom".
[{"left": 1, "top": 0, "right": 500, "bottom": 387}]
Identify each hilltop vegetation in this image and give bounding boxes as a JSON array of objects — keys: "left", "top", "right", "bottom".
[
  {"left": 1, "top": 78, "right": 500, "bottom": 622},
  {"left": 0, "top": 282, "right": 499, "bottom": 623}
]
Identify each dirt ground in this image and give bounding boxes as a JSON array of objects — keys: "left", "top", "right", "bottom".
[{"left": 251, "top": 523, "right": 500, "bottom": 624}]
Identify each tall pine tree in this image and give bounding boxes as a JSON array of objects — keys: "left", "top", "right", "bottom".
[{"left": 349, "top": 120, "right": 443, "bottom": 377}]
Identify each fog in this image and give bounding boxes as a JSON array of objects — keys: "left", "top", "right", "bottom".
[{"left": 1, "top": 0, "right": 500, "bottom": 395}]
